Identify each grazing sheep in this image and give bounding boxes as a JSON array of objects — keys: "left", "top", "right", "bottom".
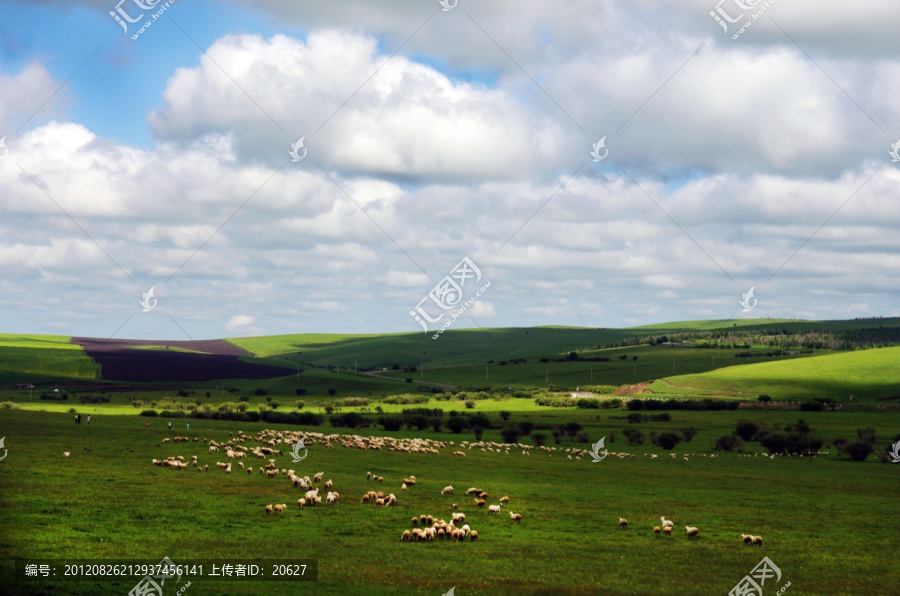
[
  {"left": 663, "top": 526, "right": 672, "bottom": 536},
  {"left": 324, "top": 479, "right": 333, "bottom": 489},
  {"left": 162, "top": 438, "right": 170, "bottom": 443},
  {"left": 401, "top": 483, "right": 408, "bottom": 491},
  {"left": 469, "top": 530, "right": 478, "bottom": 541},
  {"left": 366, "top": 471, "right": 372, "bottom": 480},
  {"left": 478, "top": 492, "right": 488, "bottom": 499},
  {"left": 452, "top": 513, "right": 465, "bottom": 523},
  {"left": 326, "top": 492, "right": 336, "bottom": 505},
  {"left": 361, "top": 494, "right": 370, "bottom": 503},
  {"left": 313, "top": 472, "right": 323, "bottom": 483},
  {"left": 298, "top": 498, "right": 306, "bottom": 509},
  {"left": 619, "top": 518, "right": 628, "bottom": 529},
  {"left": 499, "top": 496, "right": 510, "bottom": 504},
  {"left": 375, "top": 498, "right": 385, "bottom": 507},
  {"left": 742, "top": 534, "right": 763, "bottom": 547},
  {"left": 63, "top": 452, "right": 70, "bottom": 458},
  {"left": 660, "top": 516, "right": 673, "bottom": 529},
  {"left": 488, "top": 505, "right": 502, "bottom": 514},
  {"left": 411, "top": 517, "right": 418, "bottom": 527},
  {"left": 685, "top": 526, "right": 700, "bottom": 539},
  {"left": 204, "top": 464, "right": 209, "bottom": 472},
  {"left": 442, "top": 485, "right": 454, "bottom": 495},
  {"left": 653, "top": 526, "right": 661, "bottom": 534},
  {"left": 273, "top": 504, "right": 286, "bottom": 513},
  {"left": 752, "top": 535, "right": 762, "bottom": 547},
  {"left": 377, "top": 476, "right": 384, "bottom": 482},
  {"left": 475, "top": 499, "right": 486, "bottom": 508},
  {"left": 314, "top": 496, "right": 322, "bottom": 506},
  {"left": 452, "top": 503, "right": 459, "bottom": 510},
  {"left": 509, "top": 512, "right": 522, "bottom": 523},
  {"left": 466, "top": 488, "right": 480, "bottom": 495},
  {"left": 265, "top": 504, "right": 273, "bottom": 514},
  {"left": 400, "top": 530, "right": 411, "bottom": 541},
  {"left": 461, "top": 524, "right": 471, "bottom": 535}
]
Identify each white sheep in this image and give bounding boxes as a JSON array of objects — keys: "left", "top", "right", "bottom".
[
  {"left": 509, "top": 512, "right": 522, "bottom": 523},
  {"left": 660, "top": 516, "right": 673, "bottom": 529},
  {"left": 488, "top": 504, "right": 502, "bottom": 514},
  {"left": 400, "top": 530, "right": 411, "bottom": 541},
  {"left": 63, "top": 452, "right": 70, "bottom": 458},
  {"left": 619, "top": 517, "right": 628, "bottom": 529},
  {"left": 685, "top": 525, "right": 700, "bottom": 539},
  {"left": 441, "top": 485, "right": 454, "bottom": 495},
  {"left": 298, "top": 498, "right": 306, "bottom": 509}
]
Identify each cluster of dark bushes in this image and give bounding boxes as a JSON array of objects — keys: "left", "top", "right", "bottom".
[
  {"left": 626, "top": 412, "right": 672, "bottom": 423},
  {"left": 147, "top": 409, "right": 326, "bottom": 426},
  {"left": 78, "top": 395, "right": 110, "bottom": 404},
  {"left": 40, "top": 393, "right": 68, "bottom": 401}
]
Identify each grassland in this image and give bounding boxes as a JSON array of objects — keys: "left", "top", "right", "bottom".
[
  {"left": 1, "top": 407, "right": 898, "bottom": 595},
  {"left": 647, "top": 346, "right": 900, "bottom": 401},
  {"left": 0, "top": 334, "right": 98, "bottom": 384}
]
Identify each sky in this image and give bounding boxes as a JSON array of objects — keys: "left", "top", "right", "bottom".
[{"left": 0, "top": 0, "right": 898, "bottom": 341}]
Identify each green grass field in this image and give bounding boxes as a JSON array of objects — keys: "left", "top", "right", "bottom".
[
  {"left": 0, "top": 334, "right": 98, "bottom": 384},
  {"left": 647, "top": 347, "right": 900, "bottom": 402},
  {"left": 1, "top": 407, "right": 898, "bottom": 595}
]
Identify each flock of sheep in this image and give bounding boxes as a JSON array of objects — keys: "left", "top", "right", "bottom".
[{"left": 615, "top": 514, "right": 762, "bottom": 545}]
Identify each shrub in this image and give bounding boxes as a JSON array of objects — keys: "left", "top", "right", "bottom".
[
  {"left": 518, "top": 421, "right": 535, "bottom": 436},
  {"left": 254, "top": 388, "right": 268, "bottom": 396},
  {"left": 760, "top": 433, "right": 787, "bottom": 455},
  {"left": 531, "top": 432, "right": 547, "bottom": 447},
  {"left": 833, "top": 437, "right": 848, "bottom": 453},
  {"left": 653, "top": 432, "right": 682, "bottom": 450},
  {"left": 845, "top": 441, "right": 874, "bottom": 462},
  {"left": 622, "top": 428, "right": 644, "bottom": 445},
  {"left": 464, "top": 400, "right": 475, "bottom": 409},
  {"left": 379, "top": 416, "right": 404, "bottom": 431},
  {"left": 330, "top": 412, "right": 369, "bottom": 428},
  {"left": 139, "top": 410, "right": 159, "bottom": 417},
  {"left": 334, "top": 397, "right": 368, "bottom": 407},
  {"left": 295, "top": 388, "right": 307, "bottom": 396},
  {"left": 799, "top": 400, "right": 824, "bottom": 412},
  {"left": 295, "top": 400, "right": 305, "bottom": 410},
  {"left": 327, "top": 388, "right": 337, "bottom": 396},
  {"left": 627, "top": 413, "right": 643, "bottom": 424},
  {"left": 430, "top": 418, "right": 443, "bottom": 433},
  {"left": 500, "top": 426, "right": 522, "bottom": 443},
  {"left": 405, "top": 378, "right": 413, "bottom": 383},
  {"left": 626, "top": 399, "right": 643, "bottom": 411},
  {"left": 324, "top": 405, "right": 334, "bottom": 415},
  {"left": 576, "top": 399, "right": 599, "bottom": 409},
  {"left": 383, "top": 394, "right": 429, "bottom": 405},
  {"left": 472, "top": 426, "right": 484, "bottom": 441},
  {"left": 0, "top": 401, "right": 20, "bottom": 409},
  {"left": 758, "top": 395, "right": 772, "bottom": 403},
  {"left": 681, "top": 427, "right": 698, "bottom": 442},
  {"left": 239, "top": 396, "right": 249, "bottom": 402},
  {"left": 575, "top": 431, "right": 591, "bottom": 443},
  {"left": 562, "top": 422, "right": 583, "bottom": 437},
  {"left": 714, "top": 435, "right": 742, "bottom": 452},
  {"left": 552, "top": 429, "right": 562, "bottom": 444},
  {"left": 651, "top": 413, "right": 671, "bottom": 422},
  {"left": 469, "top": 413, "right": 491, "bottom": 429},
  {"left": 269, "top": 401, "right": 280, "bottom": 410},
  {"left": 177, "top": 389, "right": 189, "bottom": 397},
  {"left": 446, "top": 417, "right": 469, "bottom": 434},
  {"left": 735, "top": 420, "right": 760, "bottom": 441},
  {"left": 500, "top": 410, "right": 511, "bottom": 421}
]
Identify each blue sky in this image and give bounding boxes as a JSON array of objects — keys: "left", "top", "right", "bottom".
[{"left": 0, "top": 0, "right": 898, "bottom": 341}]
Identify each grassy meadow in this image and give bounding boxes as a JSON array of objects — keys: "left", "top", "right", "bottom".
[{"left": 1, "top": 319, "right": 899, "bottom": 595}]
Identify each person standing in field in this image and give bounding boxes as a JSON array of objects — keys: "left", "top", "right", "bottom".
[
  {"left": 168, "top": 421, "right": 172, "bottom": 430},
  {"left": 76, "top": 414, "right": 80, "bottom": 424},
  {"left": 87, "top": 415, "right": 91, "bottom": 425}
]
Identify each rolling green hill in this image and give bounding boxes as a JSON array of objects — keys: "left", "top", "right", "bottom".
[
  {"left": 0, "top": 334, "right": 99, "bottom": 383},
  {"left": 649, "top": 346, "right": 900, "bottom": 402}
]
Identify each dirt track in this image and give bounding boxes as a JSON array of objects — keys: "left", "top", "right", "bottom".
[{"left": 71, "top": 338, "right": 292, "bottom": 382}]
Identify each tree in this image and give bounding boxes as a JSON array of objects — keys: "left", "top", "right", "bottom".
[
  {"left": 758, "top": 395, "right": 772, "bottom": 403},
  {"left": 500, "top": 425, "right": 522, "bottom": 443},
  {"left": 623, "top": 428, "right": 644, "bottom": 445},
  {"left": 562, "top": 422, "right": 582, "bottom": 437},
  {"left": 499, "top": 410, "right": 511, "bottom": 421},
  {"left": 254, "top": 388, "right": 268, "bottom": 396},
  {"left": 446, "top": 417, "right": 469, "bottom": 434},
  {"left": 430, "top": 418, "right": 443, "bottom": 433},
  {"left": 472, "top": 426, "right": 485, "bottom": 441},
  {"left": 714, "top": 435, "right": 741, "bottom": 451},
  {"left": 566, "top": 351, "right": 579, "bottom": 361},
  {"left": 518, "top": 421, "right": 534, "bottom": 436},
  {"left": 653, "top": 431, "right": 682, "bottom": 450},
  {"left": 735, "top": 420, "right": 760, "bottom": 441},
  {"left": 846, "top": 441, "right": 874, "bottom": 462},
  {"left": 205, "top": 392, "right": 211, "bottom": 398},
  {"left": 295, "top": 388, "right": 307, "bottom": 396},
  {"left": 531, "top": 432, "right": 547, "bottom": 447},
  {"left": 327, "top": 388, "right": 337, "bottom": 396},
  {"left": 469, "top": 413, "right": 491, "bottom": 429}
]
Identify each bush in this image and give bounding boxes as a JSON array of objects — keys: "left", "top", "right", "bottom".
[
  {"left": 846, "top": 441, "right": 874, "bottom": 462},
  {"left": 622, "top": 428, "right": 644, "bottom": 445},
  {"left": 334, "top": 397, "right": 368, "bottom": 407},
  {"left": 760, "top": 433, "right": 787, "bottom": 455},
  {"left": 295, "top": 388, "right": 307, "bottom": 396},
  {"left": 327, "top": 388, "right": 338, "bottom": 396},
  {"left": 254, "top": 388, "right": 268, "bottom": 396},
  {"left": 330, "top": 412, "right": 370, "bottom": 428},
  {"left": 626, "top": 413, "right": 643, "bottom": 424},
  {"left": 239, "top": 396, "right": 249, "bottom": 402},
  {"left": 139, "top": 410, "right": 159, "bottom": 417},
  {"left": 626, "top": 399, "right": 643, "bottom": 411},
  {"left": 653, "top": 431, "right": 682, "bottom": 450},
  {"left": 0, "top": 401, "right": 20, "bottom": 409},
  {"left": 534, "top": 396, "right": 576, "bottom": 407},
  {"left": 472, "top": 426, "right": 484, "bottom": 441},
  {"left": 446, "top": 417, "right": 469, "bottom": 434},
  {"left": 833, "top": 437, "right": 848, "bottom": 453},
  {"left": 576, "top": 399, "right": 599, "bottom": 409},
  {"left": 295, "top": 400, "right": 305, "bottom": 410},
  {"left": 405, "top": 378, "right": 413, "bottom": 383},
  {"left": 464, "top": 400, "right": 475, "bottom": 409},
  {"left": 518, "top": 421, "right": 534, "bottom": 436},
  {"left": 758, "top": 395, "right": 772, "bottom": 403},
  {"left": 500, "top": 410, "right": 511, "bottom": 421},
  {"left": 379, "top": 416, "right": 404, "bottom": 431},
  {"left": 575, "top": 431, "right": 591, "bottom": 443},
  {"left": 799, "top": 400, "right": 824, "bottom": 412},
  {"left": 551, "top": 429, "right": 562, "bottom": 444},
  {"left": 681, "top": 427, "right": 698, "bottom": 442},
  {"left": 562, "top": 422, "right": 583, "bottom": 437},
  {"left": 269, "top": 401, "right": 280, "bottom": 410},
  {"left": 857, "top": 427, "right": 877, "bottom": 445},
  {"left": 430, "top": 418, "right": 443, "bottom": 432},
  {"left": 469, "top": 413, "right": 491, "bottom": 429},
  {"left": 500, "top": 425, "right": 522, "bottom": 444},
  {"left": 714, "top": 435, "right": 742, "bottom": 452},
  {"left": 735, "top": 420, "right": 760, "bottom": 441},
  {"left": 324, "top": 405, "right": 334, "bottom": 415},
  {"left": 531, "top": 432, "right": 547, "bottom": 447},
  {"left": 383, "top": 394, "right": 429, "bottom": 405}
]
